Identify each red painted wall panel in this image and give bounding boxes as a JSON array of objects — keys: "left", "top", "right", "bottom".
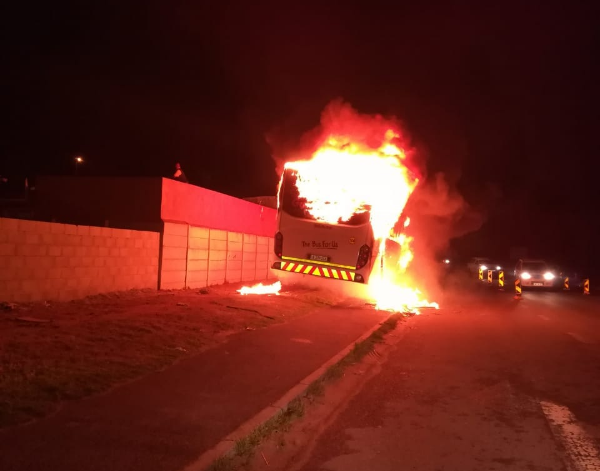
[{"left": 161, "top": 179, "right": 276, "bottom": 237}]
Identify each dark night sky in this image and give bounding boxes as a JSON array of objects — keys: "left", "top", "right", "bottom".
[{"left": 2, "top": 1, "right": 599, "bottom": 269}]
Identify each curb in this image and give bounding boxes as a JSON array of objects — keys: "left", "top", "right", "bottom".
[{"left": 182, "top": 317, "right": 387, "bottom": 471}]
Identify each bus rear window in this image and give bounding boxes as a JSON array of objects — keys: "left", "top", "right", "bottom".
[{"left": 280, "top": 169, "right": 370, "bottom": 226}]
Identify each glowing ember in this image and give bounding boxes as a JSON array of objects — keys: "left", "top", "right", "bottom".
[
  {"left": 237, "top": 281, "right": 282, "bottom": 296},
  {"left": 281, "top": 102, "right": 439, "bottom": 313}
]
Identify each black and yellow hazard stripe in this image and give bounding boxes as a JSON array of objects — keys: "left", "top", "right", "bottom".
[{"left": 275, "top": 261, "right": 357, "bottom": 282}]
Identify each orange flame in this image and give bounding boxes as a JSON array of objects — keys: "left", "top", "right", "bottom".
[
  {"left": 280, "top": 105, "right": 439, "bottom": 313},
  {"left": 368, "top": 277, "right": 439, "bottom": 313},
  {"left": 284, "top": 130, "right": 417, "bottom": 240},
  {"left": 237, "top": 281, "right": 282, "bottom": 296}
]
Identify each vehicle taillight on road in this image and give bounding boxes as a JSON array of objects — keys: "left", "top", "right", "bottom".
[
  {"left": 356, "top": 244, "right": 371, "bottom": 269},
  {"left": 274, "top": 232, "right": 283, "bottom": 258}
]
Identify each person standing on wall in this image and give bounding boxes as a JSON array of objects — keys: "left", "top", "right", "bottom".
[{"left": 173, "top": 162, "right": 188, "bottom": 183}]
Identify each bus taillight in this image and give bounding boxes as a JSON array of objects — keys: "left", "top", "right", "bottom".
[
  {"left": 356, "top": 244, "right": 371, "bottom": 269},
  {"left": 274, "top": 232, "right": 283, "bottom": 258}
]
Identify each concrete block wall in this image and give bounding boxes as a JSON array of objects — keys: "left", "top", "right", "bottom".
[
  {"left": 226, "top": 231, "right": 243, "bottom": 283},
  {"left": 160, "top": 222, "right": 188, "bottom": 290},
  {"left": 208, "top": 229, "right": 228, "bottom": 286},
  {"left": 242, "top": 234, "right": 257, "bottom": 282},
  {"left": 187, "top": 226, "right": 210, "bottom": 289},
  {"left": 0, "top": 217, "right": 159, "bottom": 303},
  {"left": 160, "top": 222, "right": 275, "bottom": 290}
]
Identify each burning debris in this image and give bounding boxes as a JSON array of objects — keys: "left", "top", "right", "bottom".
[{"left": 237, "top": 281, "right": 282, "bottom": 296}]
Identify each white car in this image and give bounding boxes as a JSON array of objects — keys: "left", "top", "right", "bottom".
[{"left": 514, "top": 259, "right": 556, "bottom": 288}]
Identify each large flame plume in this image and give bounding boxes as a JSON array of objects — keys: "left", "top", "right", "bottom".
[
  {"left": 240, "top": 101, "right": 439, "bottom": 313},
  {"left": 284, "top": 129, "right": 417, "bottom": 240},
  {"left": 283, "top": 101, "right": 438, "bottom": 313}
]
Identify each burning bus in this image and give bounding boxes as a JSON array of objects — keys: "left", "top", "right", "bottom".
[
  {"left": 271, "top": 165, "right": 379, "bottom": 284},
  {"left": 270, "top": 126, "right": 418, "bottom": 287},
  {"left": 243, "top": 102, "right": 438, "bottom": 312}
]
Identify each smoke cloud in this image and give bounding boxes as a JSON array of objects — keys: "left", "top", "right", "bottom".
[
  {"left": 401, "top": 172, "right": 485, "bottom": 298},
  {"left": 267, "top": 98, "right": 423, "bottom": 179}
]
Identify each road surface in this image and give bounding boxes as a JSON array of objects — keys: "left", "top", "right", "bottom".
[
  {"left": 0, "top": 302, "right": 388, "bottom": 471},
  {"left": 260, "top": 284, "right": 600, "bottom": 471}
]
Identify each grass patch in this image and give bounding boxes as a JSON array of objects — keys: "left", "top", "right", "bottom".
[
  {"left": 0, "top": 285, "right": 331, "bottom": 428},
  {"left": 306, "top": 316, "right": 398, "bottom": 398},
  {"left": 207, "top": 455, "right": 232, "bottom": 471},
  {"left": 208, "top": 316, "right": 399, "bottom": 470},
  {"left": 234, "top": 398, "right": 304, "bottom": 457},
  {"left": 208, "top": 398, "right": 305, "bottom": 471}
]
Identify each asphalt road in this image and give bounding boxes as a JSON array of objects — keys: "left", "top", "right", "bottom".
[
  {"left": 269, "top": 283, "right": 600, "bottom": 471},
  {"left": 0, "top": 302, "right": 388, "bottom": 471}
]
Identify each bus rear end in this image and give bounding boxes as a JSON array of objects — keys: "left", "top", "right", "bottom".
[{"left": 271, "top": 168, "right": 377, "bottom": 284}]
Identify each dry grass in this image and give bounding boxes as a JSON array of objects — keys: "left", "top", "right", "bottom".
[{"left": 0, "top": 282, "right": 335, "bottom": 428}]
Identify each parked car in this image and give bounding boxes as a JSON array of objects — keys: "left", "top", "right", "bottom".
[
  {"left": 467, "top": 257, "right": 503, "bottom": 275},
  {"left": 514, "top": 259, "right": 557, "bottom": 288}
]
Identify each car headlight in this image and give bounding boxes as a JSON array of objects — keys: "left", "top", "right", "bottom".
[
  {"left": 521, "top": 272, "right": 531, "bottom": 280},
  {"left": 543, "top": 272, "right": 555, "bottom": 280},
  {"left": 496, "top": 266, "right": 501, "bottom": 271},
  {"left": 480, "top": 265, "right": 488, "bottom": 271}
]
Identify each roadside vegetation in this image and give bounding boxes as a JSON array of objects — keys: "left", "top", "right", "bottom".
[
  {"left": 208, "top": 316, "right": 400, "bottom": 471},
  {"left": 0, "top": 283, "right": 336, "bottom": 428}
]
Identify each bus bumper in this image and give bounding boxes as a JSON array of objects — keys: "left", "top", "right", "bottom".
[{"left": 272, "top": 261, "right": 365, "bottom": 283}]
